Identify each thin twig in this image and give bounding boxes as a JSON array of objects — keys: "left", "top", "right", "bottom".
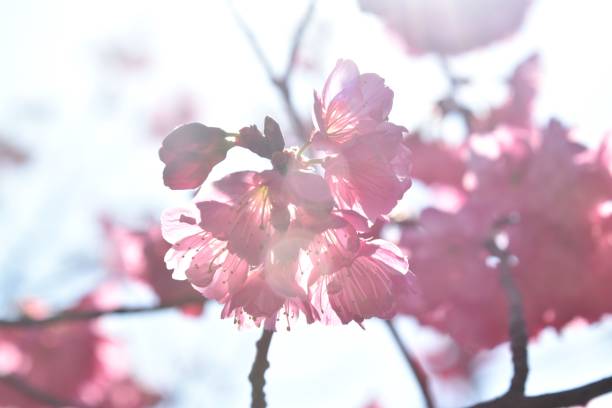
[
  {"left": 0, "top": 374, "right": 90, "bottom": 408},
  {"left": 249, "top": 329, "right": 274, "bottom": 408},
  {"left": 470, "top": 375, "right": 612, "bottom": 408},
  {"left": 385, "top": 319, "right": 435, "bottom": 408},
  {"left": 284, "top": 0, "right": 317, "bottom": 82},
  {"left": 228, "top": 0, "right": 318, "bottom": 142},
  {"left": 0, "top": 295, "right": 203, "bottom": 328}
]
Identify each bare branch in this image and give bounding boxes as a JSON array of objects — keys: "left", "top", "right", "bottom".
[
  {"left": 284, "top": 0, "right": 317, "bottom": 81},
  {"left": 484, "top": 235, "right": 528, "bottom": 397},
  {"left": 228, "top": 0, "right": 318, "bottom": 142},
  {"left": 227, "top": 1, "right": 275, "bottom": 79},
  {"left": 0, "top": 295, "right": 204, "bottom": 328},
  {"left": 471, "top": 375, "right": 612, "bottom": 408},
  {"left": 249, "top": 329, "right": 274, "bottom": 408},
  {"left": 385, "top": 319, "right": 435, "bottom": 408}
]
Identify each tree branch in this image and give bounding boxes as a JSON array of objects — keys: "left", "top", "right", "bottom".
[
  {"left": 0, "top": 374, "right": 90, "bottom": 408},
  {"left": 484, "top": 236, "right": 528, "bottom": 398},
  {"left": 471, "top": 375, "right": 612, "bottom": 408},
  {"left": 284, "top": 0, "right": 317, "bottom": 82},
  {"left": 249, "top": 329, "right": 274, "bottom": 408},
  {"left": 228, "top": 0, "right": 318, "bottom": 142},
  {"left": 385, "top": 319, "right": 435, "bottom": 408},
  {"left": 0, "top": 295, "right": 204, "bottom": 328}
]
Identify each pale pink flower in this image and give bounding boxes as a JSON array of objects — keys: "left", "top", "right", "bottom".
[
  {"left": 324, "top": 123, "right": 412, "bottom": 220},
  {"left": 312, "top": 59, "right": 393, "bottom": 148},
  {"left": 162, "top": 166, "right": 332, "bottom": 329},
  {"left": 307, "top": 213, "right": 413, "bottom": 325},
  {"left": 162, "top": 206, "right": 249, "bottom": 303}
]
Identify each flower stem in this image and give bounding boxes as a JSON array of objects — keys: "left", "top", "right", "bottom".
[{"left": 249, "top": 329, "right": 274, "bottom": 408}]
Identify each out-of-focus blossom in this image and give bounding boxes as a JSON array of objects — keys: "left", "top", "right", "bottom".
[
  {"left": 400, "top": 125, "right": 612, "bottom": 351},
  {"left": 159, "top": 123, "right": 233, "bottom": 190},
  {"left": 403, "top": 133, "right": 467, "bottom": 190},
  {"left": 423, "top": 341, "right": 473, "bottom": 380},
  {"left": 103, "top": 218, "right": 204, "bottom": 315},
  {"left": 362, "top": 400, "right": 384, "bottom": 408},
  {"left": 0, "top": 297, "right": 159, "bottom": 407},
  {"left": 359, "top": 0, "right": 532, "bottom": 56},
  {"left": 476, "top": 54, "right": 541, "bottom": 132},
  {"left": 100, "top": 43, "right": 150, "bottom": 72},
  {"left": 149, "top": 95, "right": 198, "bottom": 140},
  {"left": 159, "top": 60, "right": 413, "bottom": 329},
  {"left": 0, "top": 137, "right": 28, "bottom": 167}
]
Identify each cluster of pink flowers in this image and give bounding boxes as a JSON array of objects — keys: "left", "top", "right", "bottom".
[
  {"left": 0, "top": 297, "right": 159, "bottom": 407},
  {"left": 398, "top": 56, "right": 612, "bottom": 353},
  {"left": 159, "top": 60, "right": 413, "bottom": 329}
]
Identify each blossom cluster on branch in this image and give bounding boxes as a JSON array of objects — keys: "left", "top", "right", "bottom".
[
  {"left": 397, "top": 54, "right": 612, "bottom": 359},
  {"left": 159, "top": 60, "right": 414, "bottom": 330}
]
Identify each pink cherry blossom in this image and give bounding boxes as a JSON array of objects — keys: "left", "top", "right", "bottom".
[
  {"left": 312, "top": 60, "right": 413, "bottom": 221},
  {"left": 307, "top": 213, "right": 413, "bottom": 326},
  {"left": 324, "top": 123, "right": 412, "bottom": 220},
  {"left": 159, "top": 62, "right": 414, "bottom": 329},
  {"left": 312, "top": 59, "right": 394, "bottom": 148}
]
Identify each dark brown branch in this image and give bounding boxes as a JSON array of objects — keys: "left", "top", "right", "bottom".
[
  {"left": 499, "top": 259, "right": 528, "bottom": 396},
  {"left": 229, "top": 0, "right": 318, "bottom": 142},
  {"left": 0, "top": 374, "right": 89, "bottom": 408},
  {"left": 385, "top": 319, "right": 435, "bottom": 408},
  {"left": 471, "top": 375, "right": 612, "bottom": 408},
  {"left": 0, "top": 295, "right": 203, "bottom": 328},
  {"left": 249, "top": 329, "right": 274, "bottom": 408},
  {"left": 485, "top": 237, "right": 528, "bottom": 398}
]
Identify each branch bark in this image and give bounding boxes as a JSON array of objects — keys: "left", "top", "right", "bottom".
[
  {"left": 249, "top": 329, "right": 274, "bottom": 408},
  {"left": 0, "top": 295, "right": 203, "bottom": 328},
  {"left": 484, "top": 236, "right": 528, "bottom": 398},
  {"left": 471, "top": 375, "right": 612, "bottom": 408},
  {"left": 385, "top": 319, "right": 435, "bottom": 408}
]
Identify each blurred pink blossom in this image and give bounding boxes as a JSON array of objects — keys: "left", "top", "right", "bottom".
[{"left": 359, "top": 0, "right": 532, "bottom": 56}]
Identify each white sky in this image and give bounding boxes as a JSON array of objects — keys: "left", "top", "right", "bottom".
[{"left": 1, "top": 0, "right": 612, "bottom": 407}]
